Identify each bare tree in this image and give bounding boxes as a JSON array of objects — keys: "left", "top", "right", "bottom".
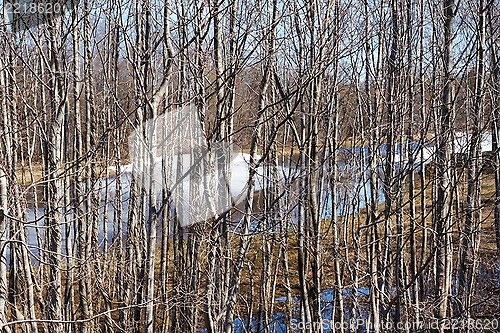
[{"left": 434, "top": 0, "right": 455, "bottom": 331}]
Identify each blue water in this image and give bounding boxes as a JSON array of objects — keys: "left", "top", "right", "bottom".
[{"left": 233, "top": 288, "right": 371, "bottom": 333}]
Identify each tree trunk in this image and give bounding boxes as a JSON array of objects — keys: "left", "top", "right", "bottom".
[
  {"left": 434, "top": 1, "right": 455, "bottom": 331},
  {"left": 459, "top": 0, "right": 485, "bottom": 324},
  {"left": 489, "top": 0, "right": 500, "bottom": 256}
]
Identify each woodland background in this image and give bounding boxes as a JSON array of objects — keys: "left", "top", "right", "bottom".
[{"left": 0, "top": 0, "right": 500, "bottom": 332}]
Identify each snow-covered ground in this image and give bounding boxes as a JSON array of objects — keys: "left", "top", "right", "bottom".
[
  {"left": 109, "top": 152, "right": 291, "bottom": 226},
  {"left": 453, "top": 131, "right": 493, "bottom": 153},
  {"left": 24, "top": 152, "right": 292, "bottom": 254}
]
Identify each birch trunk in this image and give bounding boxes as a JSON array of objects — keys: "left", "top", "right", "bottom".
[
  {"left": 459, "top": 0, "right": 485, "bottom": 323},
  {"left": 434, "top": 1, "right": 455, "bottom": 330},
  {"left": 489, "top": 0, "right": 500, "bottom": 256}
]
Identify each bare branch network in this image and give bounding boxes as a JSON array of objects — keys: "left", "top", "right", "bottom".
[{"left": 0, "top": 0, "right": 499, "bottom": 332}]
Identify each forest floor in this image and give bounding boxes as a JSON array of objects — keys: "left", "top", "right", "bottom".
[
  {"left": 13, "top": 160, "right": 500, "bottom": 317},
  {"left": 238, "top": 165, "right": 499, "bottom": 314}
]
